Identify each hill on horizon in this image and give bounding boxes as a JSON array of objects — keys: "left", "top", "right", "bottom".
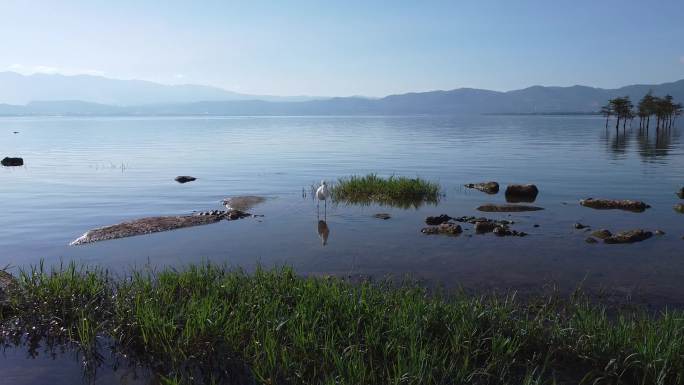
[{"left": 0, "top": 72, "right": 683, "bottom": 116}]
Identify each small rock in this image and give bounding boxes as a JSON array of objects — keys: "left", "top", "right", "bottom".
[
  {"left": 674, "top": 204, "right": 684, "bottom": 214},
  {"left": 373, "top": 213, "right": 391, "bottom": 220},
  {"left": 493, "top": 226, "right": 511, "bottom": 236},
  {"left": 585, "top": 237, "right": 598, "bottom": 244},
  {"left": 12, "top": 131, "right": 18, "bottom": 134},
  {"left": 464, "top": 181, "right": 499, "bottom": 194},
  {"left": 580, "top": 198, "right": 650, "bottom": 212},
  {"left": 655, "top": 230, "right": 665, "bottom": 236},
  {"left": 574, "top": 223, "right": 588, "bottom": 230},
  {"left": 477, "top": 204, "right": 544, "bottom": 212},
  {"left": 1, "top": 157, "right": 23, "bottom": 167},
  {"left": 591, "top": 229, "right": 613, "bottom": 239},
  {"left": 505, "top": 184, "right": 539, "bottom": 203},
  {"left": 226, "top": 210, "right": 250, "bottom": 220},
  {"left": 533, "top": 224, "right": 540, "bottom": 228},
  {"left": 175, "top": 176, "right": 197, "bottom": 184},
  {"left": 425, "top": 214, "right": 452, "bottom": 225},
  {"left": 474, "top": 221, "right": 498, "bottom": 234},
  {"left": 677, "top": 187, "right": 684, "bottom": 199},
  {"left": 604, "top": 229, "right": 653, "bottom": 244},
  {"left": 421, "top": 222, "right": 462, "bottom": 235}
]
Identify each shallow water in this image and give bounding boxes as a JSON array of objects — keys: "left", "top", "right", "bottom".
[{"left": 0, "top": 115, "right": 683, "bottom": 306}]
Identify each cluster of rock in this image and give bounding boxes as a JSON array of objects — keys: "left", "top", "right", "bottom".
[
  {"left": 579, "top": 198, "right": 650, "bottom": 212},
  {"left": 1, "top": 157, "right": 23, "bottom": 166},
  {"left": 196, "top": 209, "right": 251, "bottom": 220},
  {"left": 422, "top": 214, "right": 526, "bottom": 237}
]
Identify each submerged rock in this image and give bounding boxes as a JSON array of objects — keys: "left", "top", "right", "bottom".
[
  {"left": 421, "top": 222, "right": 462, "bottom": 235},
  {"left": 373, "top": 213, "right": 391, "bottom": 220},
  {"left": 574, "top": 223, "right": 589, "bottom": 230},
  {"left": 1, "top": 157, "right": 23, "bottom": 166},
  {"left": 175, "top": 176, "right": 197, "bottom": 183},
  {"left": 591, "top": 229, "right": 613, "bottom": 240},
  {"left": 585, "top": 237, "right": 598, "bottom": 244},
  {"left": 223, "top": 196, "right": 266, "bottom": 211},
  {"left": 477, "top": 204, "right": 544, "bottom": 212},
  {"left": 425, "top": 214, "right": 452, "bottom": 225},
  {"left": 604, "top": 229, "right": 653, "bottom": 244},
  {"left": 505, "top": 184, "right": 539, "bottom": 203},
  {"left": 464, "top": 181, "right": 499, "bottom": 194},
  {"left": 579, "top": 198, "right": 650, "bottom": 212},
  {"left": 70, "top": 210, "right": 250, "bottom": 245}
]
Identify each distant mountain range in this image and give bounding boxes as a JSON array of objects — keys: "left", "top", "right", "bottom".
[{"left": 1, "top": 72, "right": 683, "bottom": 116}]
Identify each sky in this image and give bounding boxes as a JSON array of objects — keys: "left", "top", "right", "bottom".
[{"left": 1, "top": 0, "right": 683, "bottom": 97}]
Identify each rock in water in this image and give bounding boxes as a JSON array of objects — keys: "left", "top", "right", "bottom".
[
  {"left": 464, "top": 181, "right": 499, "bottom": 194},
  {"left": 574, "top": 223, "right": 589, "bottom": 230},
  {"left": 604, "top": 230, "right": 653, "bottom": 244},
  {"left": 675, "top": 204, "right": 684, "bottom": 214},
  {"left": 70, "top": 211, "right": 250, "bottom": 245},
  {"left": 425, "top": 214, "right": 452, "bottom": 225},
  {"left": 477, "top": 204, "right": 544, "bottom": 212},
  {"left": 175, "top": 176, "right": 197, "bottom": 183},
  {"left": 579, "top": 198, "right": 650, "bottom": 212},
  {"left": 1, "top": 157, "right": 23, "bottom": 166},
  {"left": 223, "top": 196, "right": 266, "bottom": 211},
  {"left": 421, "top": 223, "right": 462, "bottom": 235},
  {"left": 585, "top": 237, "right": 598, "bottom": 244},
  {"left": 591, "top": 229, "right": 612, "bottom": 239},
  {"left": 505, "top": 184, "right": 539, "bottom": 203},
  {"left": 373, "top": 213, "right": 391, "bottom": 220},
  {"left": 677, "top": 187, "right": 684, "bottom": 199}
]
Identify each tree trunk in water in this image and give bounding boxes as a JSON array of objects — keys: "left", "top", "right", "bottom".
[{"left": 615, "top": 117, "right": 620, "bottom": 129}]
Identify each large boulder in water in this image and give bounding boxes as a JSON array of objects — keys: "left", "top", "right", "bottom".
[
  {"left": 464, "top": 181, "right": 499, "bottom": 194},
  {"left": 1, "top": 157, "right": 23, "bottom": 166},
  {"left": 604, "top": 229, "right": 653, "bottom": 244},
  {"left": 580, "top": 198, "right": 650, "bottom": 213},
  {"left": 505, "top": 184, "right": 538, "bottom": 203}
]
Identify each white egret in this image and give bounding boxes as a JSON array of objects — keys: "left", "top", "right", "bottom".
[{"left": 316, "top": 180, "right": 330, "bottom": 218}]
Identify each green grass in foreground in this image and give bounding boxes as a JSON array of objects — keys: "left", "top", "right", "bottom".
[
  {"left": 330, "top": 174, "right": 440, "bottom": 208},
  {"left": 1, "top": 263, "right": 684, "bottom": 384}
]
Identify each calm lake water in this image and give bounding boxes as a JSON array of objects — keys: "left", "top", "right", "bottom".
[{"left": 1, "top": 115, "right": 683, "bottom": 384}]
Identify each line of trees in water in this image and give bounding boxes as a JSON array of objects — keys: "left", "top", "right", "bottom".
[{"left": 601, "top": 92, "right": 682, "bottom": 131}]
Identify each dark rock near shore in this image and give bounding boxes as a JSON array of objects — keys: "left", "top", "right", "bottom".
[
  {"left": 674, "top": 204, "right": 684, "bottom": 214},
  {"left": 477, "top": 204, "right": 544, "bottom": 212},
  {"left": 421, "top": 222, "right": 462, "bottom": 235},
  {"left": 574, "top": 223, "right": 589, "bottom": 230},
  {"left": 374, "top": 213, "right": 391, "bottom": 220},
  {"left": 425, "top": 214, "right": 452, "bottom": 225},
  {"left": 677, "top": 187, "right": 684, "bottom": 199},
  {"left": 505, "top": 184, "right": 538, "bottom": 203},
  {"left": 580, "top": 198, "right": 650, "bottom": 212},
  {"left": 604, "top": 229, "right": 653, "bottom": 244},
  {"left": 1, "top": 157, "right": 24, "bottom": 166},
  {"left": 464, "top": 181, "right": 499, "bottom": 194},
  {"left": 591, "top": 229, "right": 613, "bottom": 240},
  {"left": 70, "top": 209, "right": 251, "bottom": 245},
  {"left": 223, "top": 196, "right": 266, "bottom": 211},
  {"left": 655, "top": 230, "right": 666, "bottom": 236},
  {"left": 0, "top": 270, "right": 17, "bottom": 305},
  {"left": 175, "top": 176, "right": 197, "bottom": 183}
]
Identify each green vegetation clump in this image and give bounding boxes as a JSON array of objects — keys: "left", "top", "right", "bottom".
[
  {"left": 330, "top": 174, "right": 441, "bottom": 208},
  {"left": 2, "top": 263, "right": 684, "bottom": 384}
]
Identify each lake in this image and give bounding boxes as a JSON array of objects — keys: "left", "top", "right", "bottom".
[{"left": 1, "top": 115, "right": 683, "bottom": 306}]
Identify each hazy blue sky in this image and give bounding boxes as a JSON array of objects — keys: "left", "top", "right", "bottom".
[{"left": 1, "top": 1, "right": 683, "bottom": 96}]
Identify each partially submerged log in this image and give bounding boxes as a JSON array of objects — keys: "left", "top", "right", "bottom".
[{"left": 70, "top": 210, "right": 250, "bottom": 245}]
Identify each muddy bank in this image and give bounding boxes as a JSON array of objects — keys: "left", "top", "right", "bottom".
[{"left": 70, "top": 210, "right": 250, "bottom": 245}]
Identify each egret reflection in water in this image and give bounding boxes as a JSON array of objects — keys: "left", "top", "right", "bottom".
[{"left": 317, "top": 220, "right": 330, "bottom": 246}]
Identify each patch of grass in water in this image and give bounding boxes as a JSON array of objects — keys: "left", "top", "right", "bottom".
[
  {"left": 331, "top": 174, "right": 441, "bottom": 208},
  {"left": 2, "top": 263, "right": 684, "bottom": 384}
]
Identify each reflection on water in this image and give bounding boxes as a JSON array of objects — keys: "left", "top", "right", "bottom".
[
  {"left": 604, "top": 124, "right": 680, "bottom": 160},
  {"left": 317, "top": 220, "right": 330, "bottom": 246}
]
